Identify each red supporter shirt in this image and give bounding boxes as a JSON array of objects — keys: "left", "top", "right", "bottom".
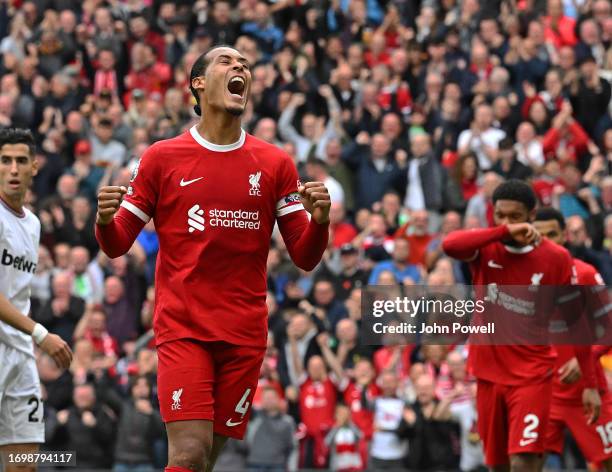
[
  {"left": 532, "top": 178, "right": 559, "bottom": 206},
  {"left": 553, "top": 258, "right": 609, "bottom": 405},
  {"left": 299, "top": 376, "right": 337, "bottom": 434},
  {"left": 84, "top": 330, "right": 119, "bottom": 357},
  {"left": 340, "top": 379, "right": 381, "bottom": 440},
  {"left": 118, "top": 128, "right": 307, "bottom": 348},
  {"left": 331, "top": 222, "right": 358, "bottom": 248},
  {"left": 543, "top": 15, "right": 578, "bottom": 48},
  {"left": 373, "top": 345, "right": 413, "bottom": 380},
  {"left": 394, "top": 223, "right": 434, "bottom": 266},
  {"left": 447, "top": 228, "right": 575, "bottom": 386},
  {"left": 253, "top": 377, "right": 285, "bottom": 410}
]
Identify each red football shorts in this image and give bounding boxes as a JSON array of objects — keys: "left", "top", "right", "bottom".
[
  {"left": 157, "top": 338, "right": 265, "bottom": 439},
  {"left": 546, "top": 392, "right": 612, "bottom": 463},
  {"left": 477, "top": 379, "right": 551, "bottom": 467}
]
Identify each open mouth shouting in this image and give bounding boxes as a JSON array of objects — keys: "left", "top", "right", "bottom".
[{"left": 227, "top": 76, "right": 246, "bottom": 101}]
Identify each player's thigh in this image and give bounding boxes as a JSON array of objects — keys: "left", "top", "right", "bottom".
[
  {"left": 157, "top": 338, "right": 216, "bottom": 423},
  {"left": 166, "top": 419, "right": 213, "bottom": 469},
  {"left": 212, "top": 343, "right": 265, "bottom": 440},
  {"left": 0, "top": 343, "right": 18, "bottom": 388},
  {"left": 543, "top": 401, "right": 566, "bottom": 456},
  {"left": 476, "top": 379, "right": 510, "bottom": 467},
  {"left": 0, "top": 443, "right": 40, "bottom": 472},
  {"left": 567, "top": 394, "right": 612, "bottom": 463},
  {"left": 0, "top": 355, "right": 44, "bottom": 448},
  {"left": 506, "top": 381, "right": 551, "bottom": 457}
]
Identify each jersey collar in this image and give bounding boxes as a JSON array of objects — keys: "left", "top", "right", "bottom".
[
  {"left": 503, "top": 244, "right": 534, "bottom": 254},
  {"left": 189, "top": 126, "right": 246, "bottom": 152},
  {"left": 0, "top": 196, "right": 25, "bottom": 218}
]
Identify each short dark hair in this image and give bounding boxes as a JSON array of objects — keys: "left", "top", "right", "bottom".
[
  {"left": 0, "top": 128, "right": 36, "bottom": 157},
  {"left": 306, "top": 157, "right": 327, "bottom": 170},
  {"left": 129, "top": 374, "right": 150, "bottom": 396},
  {"left": 189, "top": 44, "right": 235, "bottom": 116},
  {"left": 534, "top": 207, "right": 566, "bottom": 230},
  {"left": 492, "top": 179, "right": 536, "bottom": 211},
  {"left": 498, "top": 136, "right": 515, "bottom": 150},
  {"left": 129, "top": 12, "right": 146, "bottom": 22}
]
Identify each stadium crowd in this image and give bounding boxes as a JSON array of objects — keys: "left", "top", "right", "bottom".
[{"left": 0, "top": 0, "right": 611, "bottom": 469}]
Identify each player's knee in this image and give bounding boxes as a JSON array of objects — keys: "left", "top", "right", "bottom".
[
  {"left": 169, "top": 437, "right": 212, "bottom": 472},
  {"left": 510, "top": 453, "right": 540, "bottom": 472}
]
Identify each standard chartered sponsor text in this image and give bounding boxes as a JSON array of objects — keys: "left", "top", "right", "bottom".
[{"left": 209, "top": 208, "right": 261, "bottom": 229}]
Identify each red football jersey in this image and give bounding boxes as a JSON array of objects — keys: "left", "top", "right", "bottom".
[
  {"left": 299, "top": 376, "right": 337, "bottom": 434},
  {"left": 339, "top": 379, "right": 381, "bottom": 440},
  {"left": 468, "top": 238, "right": 574, "bottom": 385},
  {"left": 122, "top": 127, "right": 304, "bottom": 348},
  {"left": 553, "top": 258, "right": 608, "bottom": 404}
]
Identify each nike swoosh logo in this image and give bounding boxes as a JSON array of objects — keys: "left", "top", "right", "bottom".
[
  {"left": 518, "top": 438, "right": 537, "bottom": 447},
  {"left": 488, "top": 260, "right": 503, "bottom": 269},
  {"left": 226, "top": 418, "right": 244, "bottom": 427},
  {"left": 180, "top": 177, "right": 204, "bottom": 187}
]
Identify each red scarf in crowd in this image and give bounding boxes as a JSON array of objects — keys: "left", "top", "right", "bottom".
[{"left": 94, "top": 70, "right": 118, "bottom": 96}]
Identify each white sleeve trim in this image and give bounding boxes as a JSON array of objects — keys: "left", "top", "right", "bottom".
[
  {"left": 121, "top": 200, "right": 151, "bottom": 223},
  {"left": 277, "top": 203, "right": 305, "bottom": 217}
]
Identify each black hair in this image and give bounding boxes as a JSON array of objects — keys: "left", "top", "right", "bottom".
[
  {"left": 534, "top": 207, "right": 566, "bottom": 230},
  {"left": 498, "top": 136, "right": 514, "bottom": 150},
  {"left": 129, "top": 374, "right": 150, "bottom": 396},
  {"left": 189, "top": 44, "right": 235, "bottom": 116},
  {"left": 306, "top": 157, "right": 328, "bottom": 169},
  {"left": 479, "top": 15, "right": 501, "bottom": 30},
  {"left": 0, "top": 128, "right": 36, "bottom": 157},
  {"left": 492, "top": 179, "right": 536, "bottom": 211},
  {"left": 130, "top": 12, "right": 146, "bottom": 21},
  {"left": 382, "top": 189, "right": 401, "bottom": 198}
]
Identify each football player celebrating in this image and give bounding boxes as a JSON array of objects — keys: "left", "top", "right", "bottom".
[{"left": 95, "top": 46, "right": 330, "bottom": 472}]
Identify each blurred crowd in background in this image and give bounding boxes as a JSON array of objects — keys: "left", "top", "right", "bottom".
[{"left": 1, "top": 0, "right": 611, "bottom": 469}]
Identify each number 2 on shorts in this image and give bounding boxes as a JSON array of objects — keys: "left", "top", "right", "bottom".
[{"left": 519, "top": 414, "right": 540, "bottom": 446}]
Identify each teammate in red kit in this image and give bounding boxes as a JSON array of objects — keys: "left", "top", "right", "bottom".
[
  {"left": 442, "top": 180, "right": 601, "bottom": 471},
  {"left": 95, "top": 46, "right": 331, "bottom": 472},
  {"left": 533, "top": 207, "right": 612, "bottom": 471}
]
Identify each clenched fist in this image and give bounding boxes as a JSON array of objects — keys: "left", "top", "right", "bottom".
[
  {"left": 298, "top": 181, "right": 331, "bottom": 224},
  {"left": 506, "top": 223, "right": 541, "bottom": 246},
  {"left": 96, "top": 186, "right": 127, "bottom": 225}
]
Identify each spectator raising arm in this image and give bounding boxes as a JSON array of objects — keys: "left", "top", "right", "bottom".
[
  {"left": 278, "top": 93, "right": 309, "bottom": 161},
  {"left": 288, "top": 323, "right": 305, "bottom": 383},
  {"left": 316, "top": 331, "right": 345, "bottom": 380}
]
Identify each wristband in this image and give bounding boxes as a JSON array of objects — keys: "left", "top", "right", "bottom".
[{"left": 32, "top": 323, "right": 49, "bottom": 345}]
